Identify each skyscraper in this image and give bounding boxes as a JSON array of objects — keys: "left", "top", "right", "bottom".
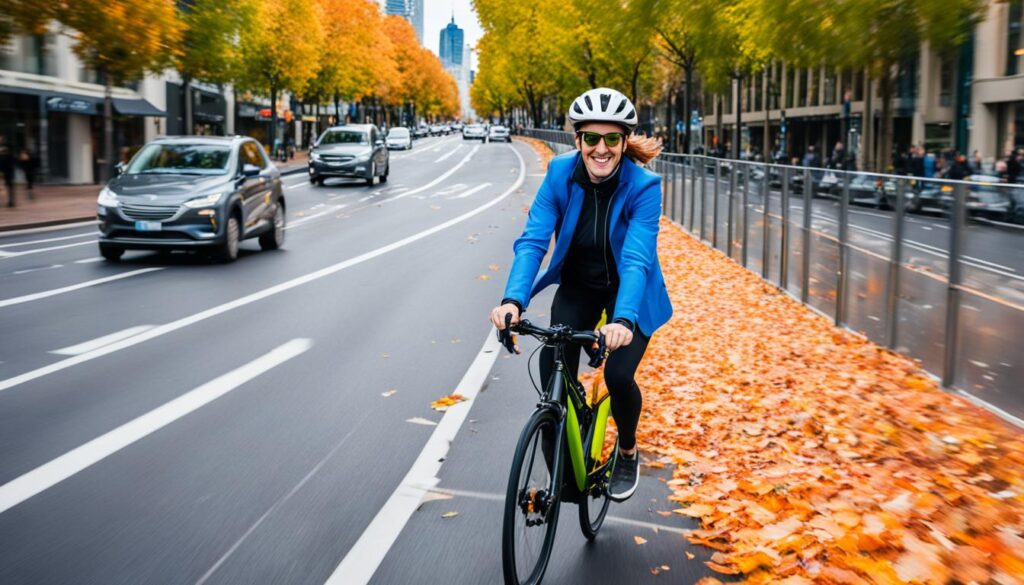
[
  {"left": 439, "top": 15, "right": 464, "bottom": 68},
  {"left": 384, "top": 0, "right": 423, "bottom": 44}
]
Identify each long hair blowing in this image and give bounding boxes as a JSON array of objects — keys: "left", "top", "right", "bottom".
[{"left": 624, "top": 133, "right": 663, "bottom": 166}]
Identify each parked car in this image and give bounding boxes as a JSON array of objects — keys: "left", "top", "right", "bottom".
[
  {"left": 308, "top": 125, "right": 389, "bottom": 187},
  {"left": 451, "top": 121, "right": 464, "bottom": 132},
  {"left": 386, "top": 127, "right": 413, "bottom": 150},
  {"left": 463, "top": 124, "right": 487, "bottom": 140},
  {"left": 429, "top": 124, "right": 446, "bottom": 136},
  {"left": 488, "top": 125, "right": 511, "bottom": 143},
  {"left": 915, "top": 175, "right": 1014, "bottom": 221},
  {"left": 96, "top": 136, "right": 285, "bottom": 263},
  {"left": 413, "top": 125, "right": 430, "bottom": 139}
]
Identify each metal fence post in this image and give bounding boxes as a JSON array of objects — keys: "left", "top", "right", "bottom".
[
  {"left": 742, "top": 163, "right": 750, "bottom": 268},
  {"left": 886, "top": 179, "right": 906, "bottom": 349},
  {"left": 761, "top": 166, "right": 770, "bottom": 280},
  {"left": 801, "top": 168, "right": 812, "bottom": 303},
  {"left": 780, "top": 166, "right": 790, "bottom": 289},
  {"left": 700, "top": 160, "right": 707, "bottom": 241},
  {"left": 836, "top": 172, "right": 851, "bottom": 326},
  {"left": 689, "top": 160, "right": 697, "bottom": 232},
  {"left": 712, "top": 160, "right": 721, "bottom": 248},
  {"left": 727, "top": 163, "right": 736, "bottom": 259},
  {"left": 942, "top": 183, "right": 966, "bottom": 388}
]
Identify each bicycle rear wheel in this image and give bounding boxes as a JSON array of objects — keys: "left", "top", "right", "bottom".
[
  {"left": 578, "top": 441, "right": 615, "bottom": 539},
  {"left": 502, "top": 409, "right": 562, "bottom": 585}
]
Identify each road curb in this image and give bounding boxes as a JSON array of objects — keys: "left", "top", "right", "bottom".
[{"left": 0, "top": 216, "right": 97, "bottom": 234}]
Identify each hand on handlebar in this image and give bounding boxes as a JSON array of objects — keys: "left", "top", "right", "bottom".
[
  {"left": 598, "top": 322, "right": 633, "bottom": 352},
  {"left": 493, "top": 307, "right": 521, "bottom": 354}
]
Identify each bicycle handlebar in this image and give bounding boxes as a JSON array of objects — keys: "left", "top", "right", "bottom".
[{"left": 497, "top": 317, "right": 607, "bottom": 368}]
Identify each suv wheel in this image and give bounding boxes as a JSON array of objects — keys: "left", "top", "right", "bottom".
[
  {"left": 215, "top": 215, "right": 240, "bottom": 262},
  {"left": 380, "top": 163, "right": 389, "bottom": 183},
  {"left": 259, "top": 205, "right": 285, "bottom": 251},
  {"left": 366, "top": 162, "right": 376, "bottom": 187},
  {"left": 99, "top": 244, "right": 124, "bottom": 262}
]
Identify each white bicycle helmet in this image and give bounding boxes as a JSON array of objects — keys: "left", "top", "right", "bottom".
[{"left": 568, "top": 88, "right": 637, "bottom": 133}]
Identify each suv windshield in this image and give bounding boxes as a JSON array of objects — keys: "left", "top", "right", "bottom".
[
  {"left": 126, "top": 144, "right": 231, "bottom": 175},
  {"left": 319, "top": 130, "right": 368, "bottom": 145}
]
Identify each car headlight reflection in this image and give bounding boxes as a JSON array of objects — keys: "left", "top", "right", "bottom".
[
  {"left": 97, "top": 187, "right": 118, "bottom": 207},
  {"left": 183, "top": 193, "right": 223, "bottom": 208}
]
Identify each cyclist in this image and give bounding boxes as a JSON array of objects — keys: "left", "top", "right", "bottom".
[{"left": 490, "top": 87, "right": 672, "bottom": 502}]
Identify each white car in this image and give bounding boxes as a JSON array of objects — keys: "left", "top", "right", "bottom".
[
  {"left": 462, "top": 124, "right": 487, "bottom": 140},
  {"left": 488, "top": 125, "right": 511, "bottom": 143},
  {"left": 386, "top": 127, "right": 412, "bottom": 150}
]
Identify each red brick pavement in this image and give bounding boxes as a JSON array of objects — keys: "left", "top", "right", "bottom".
[{"left": 0, "top": 152, "right": 308, "bottom": 232}]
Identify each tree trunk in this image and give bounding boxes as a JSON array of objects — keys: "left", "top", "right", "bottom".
[
  {"left": 764, "top": 74, "right": 773, "bottom": 160},
  {"left": 879, "top": 70, "right": 894, "bottom": 173},
  {"left": 733, "top": 76, "right": 742, "bottom": 160},
  {"left": 102, "top": 75, "right": 114, "bottom": 183},
  {"left": 863, "top": 73, "right": 874, "bottom": 172},
  {"left": 183, "top": 75, "right": 193, "bottom": 135},
  {"left": 683, "top": 65, "right": 693, "bottom": 154},
  {"left": 334, "top": 93, "right": 341, "bottom": 126},
  {"left": 666, "top": 85, "right": 675, "bottom": 151},
  {"left": 715, "top": 94, "right": 723, "bottom": 155},
  {"left": 631, "top": 60, "right": 642, "bottom": 107},
  {"left": 269, "top": 85, "right": 278, "bottom": 158}
]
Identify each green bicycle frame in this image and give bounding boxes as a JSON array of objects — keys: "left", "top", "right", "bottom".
[{"left": 551, "top": 359, "right": 614, "bottom": 493}]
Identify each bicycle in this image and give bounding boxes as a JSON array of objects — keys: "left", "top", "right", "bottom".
[{"left": 497, "top": 317, "right": 618, "bottom": 585}]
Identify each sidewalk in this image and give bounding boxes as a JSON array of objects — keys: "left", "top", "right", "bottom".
[
  {"left": 0, "top": 151, "right": 308, "bottom": 232},
  {"left": 515, "top": 138, "right": 1024, "bottom": 584}
]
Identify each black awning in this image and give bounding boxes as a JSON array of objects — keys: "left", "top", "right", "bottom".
[
  {"left": 0, "top": 84, "right": 102, "bottom": 114},
  {"left": 112, "top": 97, "right": 167, "bottom": 117}
]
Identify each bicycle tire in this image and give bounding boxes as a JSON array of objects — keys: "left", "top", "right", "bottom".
[
  {"left": 578, "top": 447, "right": 614, "bottom": 540},
  {"left": 502, "top": 408, "right": 562, "bottom": 585}
]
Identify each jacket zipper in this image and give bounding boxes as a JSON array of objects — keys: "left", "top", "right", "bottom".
[{"left": 602, "top": 195, "right": 612, "bottom": 287}]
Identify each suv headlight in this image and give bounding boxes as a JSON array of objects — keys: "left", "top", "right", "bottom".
[
  {"left": 183, "top": 193, "right": 223, "bottom": 208},
  {"left": 310, "top": 151, "right": 321, "bottom": 162},
  {"left": 97, "top": 187, "right": 118, "bottom": 207}
]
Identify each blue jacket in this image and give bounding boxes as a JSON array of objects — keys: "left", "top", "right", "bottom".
[{"left": 503, "top": 152, "right": 673, "bottom": 336}]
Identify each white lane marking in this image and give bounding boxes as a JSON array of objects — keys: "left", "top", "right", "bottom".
[
  {"left": 448, "top": 183, "right": 492, "bottom": 199},
  {"left": 0, "top": 232, "right": 95, "bottom": 249},
  {"left": 0, "top": 240, "right": 97, "bottom": 259},
  {"left": 285, "top": 204, "right": 349, "bottom": 230},
  {"left": 12, "top": 264, "right": 63, "bottom": 275},
  {"left": 0, "top": 220, "right": 97, "bottom": 237},
  {"left": 0, "top": 338, "right": 312, "bottom": 515},
  {"left": 74, "top": 257, "right": 104, "bottom": 264},
  {"left": 0, "top": 144, "right": 526, "bottom": 394},
  {"left": 50, "top": 325, "right": 156, "bottom": 356},
  {"left": 194, "top": 408, "right": 373, "bottom": 585},
  {"left": 0, "top": 267, "right": 164, "bottom": 309},
  {"left": 286, "top": 181, "right": 310, "bottom": 190},
  {"left": 434, "top": 144, "right": 464, "bottom": 163},
  {"left": 380, "top": 146, "right": 481, "bottom": 205},
  {"left": 325, "top": 330, "right": 502, "bottom": 585},
  {"left": 358, "top": 195, "right": 373, "bottom": 202}
]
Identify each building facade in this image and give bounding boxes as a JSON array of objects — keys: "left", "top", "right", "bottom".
[
  {"left": 384, "top": 0, "right": 423, "bottom": 45},
  {"left": 439, "top": 16, "right": 464, "bottom": 68},
  {"left": 702, "top": 0, "right": 1021, "bottom": 168}
]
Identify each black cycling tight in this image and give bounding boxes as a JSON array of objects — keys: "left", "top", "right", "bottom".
[{"left": 539, "top": 282, "right": 649, "bottom": 451}]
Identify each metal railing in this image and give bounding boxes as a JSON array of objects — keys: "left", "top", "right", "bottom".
[{"left": 524, "top": 128, "right": 1024, "bottom": 424}]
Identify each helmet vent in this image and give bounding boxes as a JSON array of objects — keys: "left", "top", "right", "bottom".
[
  {"left": 614, "top": 99, "right": 627, "bottom": 114},
  {"left": 573, "top": 102, "right": 584, "bottom": 115},
  {"left": 600, "top": 93, "right": 611, "bottom": 112},
  {"left": 625, "top": 108, "right": 636, "bottom": 120},
  {"left": 584, "top": 95, "right": 594, "bottom": 111}
]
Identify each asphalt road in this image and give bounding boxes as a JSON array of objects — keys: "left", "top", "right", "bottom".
[{"left": 0, "top": 136, "right": 715, "bottom": 584}]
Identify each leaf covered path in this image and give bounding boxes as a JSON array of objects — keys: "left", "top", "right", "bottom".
[{"left": 584, "top": 219, "right": 1023, "bottom": 584}]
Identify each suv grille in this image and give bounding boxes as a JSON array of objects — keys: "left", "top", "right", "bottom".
[
  {"left": 120, "top": 202, "right": 180, "bottom": 221},
  {"left": 321, "top": 154, "right": 354, "bottom": 163}
]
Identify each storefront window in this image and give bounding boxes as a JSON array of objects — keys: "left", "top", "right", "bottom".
[
  {"left": 996, "top": 102, "right": 1024, "bottom": 155},
  {"left": 786, "top": 66, "right": 796, "bottom": 109},
  {"left": 939, "top": 56, "right": 954, "bottom": 108},
  {"left": 809, "top": 69, "right": 820, "bottom": 107},
  {"left": 823, "top": 67, "right": 837, "bottom": 105},
  {"left": 798, "top": 69, "right": 808, "bottom": 107},
  {"left": 1007, "top": 0, "right": 1023, "bottom": 76},
  {"left": 754, "top": 72, "right": 763, "bottom": 112}
]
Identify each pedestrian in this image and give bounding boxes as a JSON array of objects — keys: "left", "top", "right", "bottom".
[
  {"left": 491, "top": 87, "right": 672, "bottom": 503},
  {"left": 17, "top": 148, "right": 36, "bottom": 200},
  {"left": 969, "top": 150, "right": 984, "bottom": 174},
  {"left": 801, "top": 145, "right": 821, "bottom": 168},
  {"left": 947, "top": 154, "right": 970, "bottom": 181},
  {"left": 908, "top": 145, "right": 925, "bottom": 178},
  {"left": 0, "top": 139, "right": 15, "bottom": 208}
]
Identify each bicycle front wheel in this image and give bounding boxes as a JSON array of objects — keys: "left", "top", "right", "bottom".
[{"left": 502, "top": 408, "right": 562, "bottom": 585}]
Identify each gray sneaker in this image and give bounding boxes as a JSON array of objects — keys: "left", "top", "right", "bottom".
[{"left": 608, "top": 451, "right": 639, "bottom": 501}]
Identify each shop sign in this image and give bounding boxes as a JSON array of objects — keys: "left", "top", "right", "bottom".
[
  {"left": 46, "top": 96, "right": 96, "bottom": 113},
  {"left": 238, "top": 104, "right": 259, "bottom": 118}
]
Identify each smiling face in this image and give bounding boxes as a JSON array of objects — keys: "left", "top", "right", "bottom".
[{"left": 575, "top": 122, "right": 626, "bottom": 182}]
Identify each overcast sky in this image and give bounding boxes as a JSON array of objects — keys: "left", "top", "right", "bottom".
[{"left": 422, "top": 0, "right": 484, "bottom": 65}]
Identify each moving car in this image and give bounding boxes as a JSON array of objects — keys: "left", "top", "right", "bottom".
[
  {"left": 488, "top": 125, "right": 511, "bottom": 143},
  {"left": 386, "top": 127, "right": 413, "bottom": 150},
  {"left": 462, "top": 124, "right": 487, "bottom": 140},
  {"left": 308, "top": 124, "right": 390, "bottom": 187},
  {"left": 96, "top": 136, "right": 285, "bottom": 263}
]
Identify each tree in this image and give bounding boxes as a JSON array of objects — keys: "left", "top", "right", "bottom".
[
  {"left": 175, "top": 0, "right": 252, "bottom": 134},
  {"left": 236, "top": 0, "right": 322, "bottom": 152},
  {"left": 57, "top": 1, "right": 181, "bottom": 181}
]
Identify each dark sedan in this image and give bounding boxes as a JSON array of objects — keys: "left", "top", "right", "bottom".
[
  {"left": 308, "top": 125, "right": 390, "bottom": 186},
  {"left": 96, "top": 136, "right": 285, "bottom": 263}
]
